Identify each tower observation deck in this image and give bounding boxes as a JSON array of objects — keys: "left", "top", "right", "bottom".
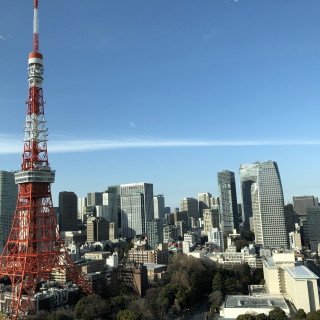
[{"left": 0, "top": 1, "right": 93, "bottom": 319}]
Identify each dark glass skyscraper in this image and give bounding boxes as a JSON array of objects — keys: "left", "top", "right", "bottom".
[
  {"left": 217, "top": 170, "right": 238, "bottom": 232},
  {"left": 0, "top": 171, "right": 18, "bottom": 250}
]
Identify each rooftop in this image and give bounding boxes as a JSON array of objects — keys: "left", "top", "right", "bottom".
[
  {"left": 224, "top": 296, "right": 288, "bottom": 310},
  {"left": 143, "top": 263, "right": 167, "bottom": 269},
  {"left": 285, "top": 264, "right": 318, "bottom": 280}
]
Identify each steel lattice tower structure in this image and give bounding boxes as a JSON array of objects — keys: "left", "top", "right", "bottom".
[{"left": 0, "top": 1, "right": 93, "bottom": 319}]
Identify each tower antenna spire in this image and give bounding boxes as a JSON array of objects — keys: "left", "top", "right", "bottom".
[
  {"left": 33, "top": 0, "right": 39, "bottom": 52},
  {"left": 0, "top": 1, "right": 93, "bottom": 318}
]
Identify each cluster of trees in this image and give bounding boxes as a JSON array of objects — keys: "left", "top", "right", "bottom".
[
  {"left": 28, "top": 252, "right": 264, "bottom": 320},
  {"left": 237, "top": 308, "right": 320, "bottom": 320}
]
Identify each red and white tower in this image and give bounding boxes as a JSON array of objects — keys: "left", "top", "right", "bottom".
[{"left": 0, "top": 1, "right": 93, "bottom": 319}]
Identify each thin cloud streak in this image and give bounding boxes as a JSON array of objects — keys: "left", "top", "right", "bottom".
[{"left": 1, "top": 136, "right": 320, "bottom": 154}]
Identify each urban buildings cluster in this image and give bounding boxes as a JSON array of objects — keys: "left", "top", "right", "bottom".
[{"left": 2, "top": 161, "right": 320, "bottom": 316}]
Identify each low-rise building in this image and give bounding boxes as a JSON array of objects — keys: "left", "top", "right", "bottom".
[
  {"left": 220, "top": 296, "right": 289, "bottom": 319},
  {"left": 128, "top": 243, "right": 168, "bottom": 265},
  {"left": 111, "top": 263, "right": 148, "bottom": 297},
  {"left": 143, "top": 263, "right": 167, "bottom": 282}
]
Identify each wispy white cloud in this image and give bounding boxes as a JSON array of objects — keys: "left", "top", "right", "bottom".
[
  {"left": 1, "top": 134, "right": 320, "bottom": 155},
  {"left": 202, "top": 28, "right": 217, "bottom": 40},
  {"left": 0, "top": 35, "right": 5, "bottom": 40},
  {"left": 129, "top": 122, "right": 136, "bottom": 128}
]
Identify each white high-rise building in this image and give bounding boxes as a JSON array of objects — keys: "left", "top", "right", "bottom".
[
  {"left": 243, "top": 161, "right": 288, "bottom": 249},
  {"left": 120, "top": 183, "right": 154, "bottom": 237},
  {"left": 77, "top": 197, "right": 87, "bottom": 222}
]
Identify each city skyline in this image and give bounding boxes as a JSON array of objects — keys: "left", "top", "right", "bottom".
[{"left": 1, "top": 1, "right": 320, "bottom": 209}]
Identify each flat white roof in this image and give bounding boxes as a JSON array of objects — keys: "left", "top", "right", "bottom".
[
  {"left": 285, "top": 264, "right": 318, "bottom": 280},
  {"left": 224, "top": 296, "right": 288, "bottom": 310}
]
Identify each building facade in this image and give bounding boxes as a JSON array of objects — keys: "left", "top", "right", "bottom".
[
  {"left": 239, "top": 163, "right": 259, "bottom": 230},
  {"left": 180, "top": 197, "right": 199, "bottom": 223},
  {"left": 250, "top": 161, "right": 288, "bottom": 249},
  {"left": 58, "top": 191, "right": 77, "bottom": 231},
  {"left": 198, "top": 193, "right": 212, "bottom": 217},
  {"left": 307, "top": 207, "right": 320, "bottom": 253},
  {"left": 120, "top": 183, "right": 154, "bottom": 237},
  {"left": 0, "top": 171, "right": 18, "bottom": 250},
  {"left": 293, "top": 196, "right": 318, "bottom": 216},
  {"left": 153, "top": 195, "right": 165, "bottom": 220},
  {"left": 147, "top": 219, "right": 163, "bottom": 250},
  {"left": 87, "top": 217, "right": 109, "bottom": 242},
  {"left": 217, "top": 170, "right": 238, "bottom": 232}
]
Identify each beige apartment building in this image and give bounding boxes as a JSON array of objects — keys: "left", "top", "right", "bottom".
[{"left": 263, "top": 252, "right": 319, "bottom": 313}]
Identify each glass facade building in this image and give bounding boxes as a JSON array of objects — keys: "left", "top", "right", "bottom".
[
  {"left": 217, "top": 170, "right": 239, "bottom": 232},
  {"left": 0, "top": 171, "right": 18, "bottom": 251},
  {"left": 241, "top": 161, "right": 288, "bottom": 249},
  {"left": 120, "top": 183, "right": 154, "bottom": 238}
]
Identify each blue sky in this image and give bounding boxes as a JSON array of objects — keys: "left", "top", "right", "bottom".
[{"left": 1, "top": 0, "right": 320, "bottom": 209}]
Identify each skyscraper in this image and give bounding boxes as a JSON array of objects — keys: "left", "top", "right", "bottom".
[
  {"left": 120, "top": 183, "right": 154, "bottom": 237},
  {"left": 180, "top": 198, "right": 199, "bottom": 220},
  {"left": 78, "top": 197, "right": 87, "bottom": 222},
  {"left": 59, "top": 191, "right": 78, "bottom": 231},
  {"left": 217, "top": 170, "right": 239, "bottom": 232},
  {"left": 0, "top": 171, "right": 18, "bottom": 251},
  {"left": 102, "top": 191, "right": 118, "bottom": 223},
  {"left": 87, "top": 217, "right": 109, "bottom": 242},
  {"left": 87, "top": 192, "right": 103, "bottom": 206},
  {"left": 108, "top": 185, "right": 121, "bottom": 230},
  {"left": 245, "top": 161, "right": 288, "bottom": 249},
  {"left": 306, "top": 207, "right": 320, "bottom": 253},
  {"left": 153, "top": 194, "right": 165, "bottom": 220},
  {"left": 147, "top": 219, "right": 163, "bottom": 250},
  {"left": 239, "top": 163, "right": 259, "bottom": 229},
  {"left": 198, "top": 193, "right": 212, "bottom": 217},
  {"left": 293, "top": 196, "right": 318, "bottom": 216}
]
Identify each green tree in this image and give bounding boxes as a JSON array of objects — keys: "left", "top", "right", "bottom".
[
  {"left": 74, "top": 294, "right": 111, "bottom": 320},
  {"left": 296, "top": 309, "right": 307, "bottom": 319},
  {"left": 156, "top": 283, "right": 178, "bottom": 311},
  {"left": 237, "top": 314, "right": 256, "bottom": 320},
  {"left": 209, "top": 290, "right": 222, "bottom": 313},
  {"left": 307, "top": 310, "right": 320, "bottom": 320},
  {"left": 269, "top": 307, "right": 287, "bottom": 320},
  {"left": 225, "top": 277, "right": 236, "bottom": 295},
  {"left": 212, "top": 272, "right": 225, "bottom": 293},
  {"left": 117, "top": 310, "right": 142, "bottom": 320}
]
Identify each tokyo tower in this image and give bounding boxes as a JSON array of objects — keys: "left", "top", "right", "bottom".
[{"left": 0, "top": 1, "right": 93, "bottom": 319}]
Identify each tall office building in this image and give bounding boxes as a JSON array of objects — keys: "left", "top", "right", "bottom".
[
  {"left": 108, "top": 185, "right": 121, "bottom": 230},
  {"left": 198, "top": 193, "right": 212, "bottom": 217},
  {"left": 78, "top": 197, "right": 87, "bottom": 222},
  {"left": 87, "top": 217, "right": 109, "bottom": 242},
  {"left": 87, "top": 192, "right": 103, "bottom": 206},
  {"left": 120, "top": 183, "right": 154, "bottom": 238},
  {"left": 293, "top": 196, "right": 318, "bottom": 216},
  {"left": 181, "top": 198, "right": 199, "bottom": 220},
  {"left": 0, "top": 171, "right": 18, "bottom": 250},
  {"left": 217, "top": 170, "right": 239, "bottom": 232},
  {"left": 306, "top": 207, "right": 320, "bottom": 253},
  {"left": 153, "top": 195, "right": 165, "bottom": 220},
  {"left": 102, "top": 191, "right": 118, "bottom": 223},
  {"left": 245, "top": 161, "right": 288, "bottom": 249},
  {"left": 239, "top": 163, "right": 259, "bottom": 229},
  {"left": 59, "top": 191, "right": 78, "bottom": 231},
  {"left": 147, "top": 219, "right": 163, "bottom": 250},
  {"left": 211, "top": 197, "right": 220, "bottom": 207},
  {"left": 203, "top": 208, "right": 220, "bottom": 234}
]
